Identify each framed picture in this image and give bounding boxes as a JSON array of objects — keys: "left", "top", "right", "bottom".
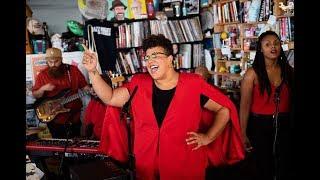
[
  {"left": 29, "top": 54, "right": 47, "bottom": 85},
  {"left": 107, "top": 0, "right": 130, "bottom": 21},
  {"left": 128, "top": 0, "right": 147, "bottom": 19},
  {"left": 184, "top": 0, "right": 200, "bottom": 15}
]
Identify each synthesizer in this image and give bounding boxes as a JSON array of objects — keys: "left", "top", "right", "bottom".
[{"left": 26, "top": 138, "right": 101, "bottom": 154}]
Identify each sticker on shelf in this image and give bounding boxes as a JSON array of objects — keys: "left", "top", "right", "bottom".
[
  {"left": 221, "top": 46, "right": 231, "bottom": 59},
  {"left": 282, "top": 44, "right": 289, "bottom": 51}
]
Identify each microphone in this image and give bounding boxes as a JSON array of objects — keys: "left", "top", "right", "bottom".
[
  {"left": 274, "top": 81, "right": 283, "bottom": 104},
  {"left": 121, "top": 86, "right": 138, "bottom": 119}
]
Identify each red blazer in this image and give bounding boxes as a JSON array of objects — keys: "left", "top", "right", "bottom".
[{"left": 99, "top": 73, "right": 244, "bottom": 180}]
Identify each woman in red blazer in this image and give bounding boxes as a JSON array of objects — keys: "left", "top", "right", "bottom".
[{"left": 83, "top": 34, "right": 245, "bottom": 180}]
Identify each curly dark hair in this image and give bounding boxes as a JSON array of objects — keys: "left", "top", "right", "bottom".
[
  {"left": 253, "top": 31, "right": 293, "bottom": 98},
  {"left": 142, "top": 34, "right": 173, "bottom": 56}
]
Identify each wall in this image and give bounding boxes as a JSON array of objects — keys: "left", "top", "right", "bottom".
[{"left": 27, "top": 0, "right": 83, "bottom": 35}]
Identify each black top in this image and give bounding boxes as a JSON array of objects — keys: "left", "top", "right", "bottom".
[
  {"left": 152, "top": 82, "right": 209, "bottom": 127},
  {"left": 84, "top": 19, "right": 117, "bottom": 72}
]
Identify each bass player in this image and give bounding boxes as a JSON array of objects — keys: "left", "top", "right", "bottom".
[{"left": 32, "top": 47, "right": 91, "bottom": 138}]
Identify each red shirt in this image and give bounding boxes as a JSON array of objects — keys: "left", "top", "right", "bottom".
[
  {"left": 32, "top": 64, "right": 88, "bottom": 124},
  {"left": 84, "top": 99, "right": 106, "bottom": 139},
  {"left": 250, "top": 83, "right": 290, "bottom": 115}
]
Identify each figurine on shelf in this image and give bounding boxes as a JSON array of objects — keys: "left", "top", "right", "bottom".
[{"left": 279, "top": 1, "right": 294, "bottom": 16}]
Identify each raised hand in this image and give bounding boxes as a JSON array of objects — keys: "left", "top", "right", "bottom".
[{"left": 82, "top": 44, "right": 98, "bottom": 73}]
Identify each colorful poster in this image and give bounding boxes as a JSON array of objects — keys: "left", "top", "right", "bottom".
[
  {"left": 107, "top": 0, "right": 130, "bottom": 21},
  {"left": 128, "top": 0, "right": 147, "bottom": 19},
  {"left": 30, "top": 54, "right": 47, "bottom": 85}
]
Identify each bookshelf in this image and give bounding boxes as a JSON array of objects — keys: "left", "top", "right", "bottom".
[
  {"left": 202, "top": 0, "right": 294, "bottom": 92},
  {"left": 113, "top": 0, "right": 204, "bottom": 76}
]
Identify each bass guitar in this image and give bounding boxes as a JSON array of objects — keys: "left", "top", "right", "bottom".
[
  {"left": 34, "top": 74, "right": 125, "bottom": 123},
  {"left": 34, "top": 89, "right": 89, "bottom": 123}
]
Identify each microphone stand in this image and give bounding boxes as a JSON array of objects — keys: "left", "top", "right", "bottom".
[
  {"left": 273, "top": 82, "right": 283, "bottom": 180},
  {"left": 120, "top": 86, "right": 138, "bottom": 180},
  {"left": 58, "top": 120, "right": 72, "bottom": 180}
]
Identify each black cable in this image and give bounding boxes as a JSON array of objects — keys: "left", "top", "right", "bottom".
[
  {"left": 273, "top": 82, "right": 282, "bottom": 180},
  {"left": 58, "top": 121, "right": 72, "bottom": 178}
]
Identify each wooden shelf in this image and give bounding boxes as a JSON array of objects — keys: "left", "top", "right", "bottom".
[
  {"left": 206, "top": 0, "right": 294, "bottom": 91},
  {"left": 214, "top": 21, "right": 267, "bottom": 26},
  {"left": 216, "top": 60, "right": 242, "bottom": 64},
  {"left": 213, "top": 47, "right": 241, "bottom": 51},
  {"left": 210, "top": 71, "right": 242, "bottom": 79},
  {"left": 117, "top": 39, "right": 204, "bottom": 50},
  {"left": 212, "top": 0, "right": 250, "bottom": 5},
  {"left": 276, "top": 15, "right": 294, "bottom": 18},
  {"left": 173, "top": 40, "right": 204, "bottom": 45},
  {"left": 241, "top": 21, "right": 268, "bottom": 25},
  {"left": 243, "top": 36, "right": 259, "bottom": 39},
  {"left": 215, "top": 21, "right": 241, "bottom": 26},
  {"left": 219, "top": 0, "right": 239, "bottom": 4}
]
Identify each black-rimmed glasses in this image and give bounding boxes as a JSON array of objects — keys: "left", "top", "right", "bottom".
[{"left": 144, "top": 52, "right": 168, "bottom": 61}]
